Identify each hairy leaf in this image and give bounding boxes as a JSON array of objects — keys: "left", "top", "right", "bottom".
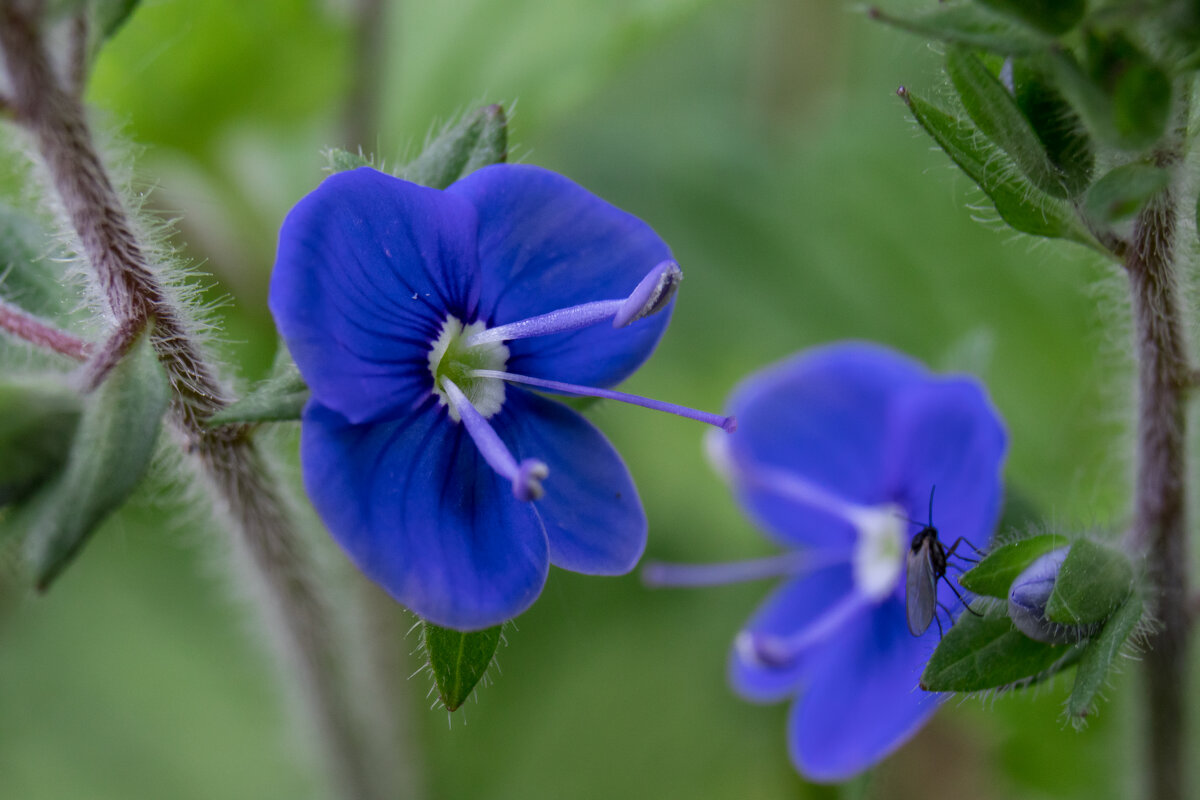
[
  {"left": 8, "top": 332, "right": 168, "bottom": 589},
  {"left": 1044, "top": 539, "right": 1133, "bottom": 625},
  {"left": 946, "top": 46, "right": 1068, "bottom": 197},
  {"left": 922, "top": 602, "right": 1083, "bottom": 692},
  {"left": 973, "top": 0, "right": 1085, "bottom": 35},
  {"left": 899, "top": 88, "right": 1096, "bottom": 247},
  {"left": 1067, "top": 593, "right": 1142, "bottom": 719},
  {"left": 960, "top": 533, "right": 1070, "bottom": 598},
  {"left": 0, "top": 377, "right": 81, "bottom": 506},
  {"left": 1083, "top": 163, "right": 1169, "bottom": 226},
  {"left": 869, "top": 4, "right": 1046, "bottom": 55},
  {"left": 401, "top": 104, "right": 509, "bottom": 190},
  {"left": 423, "top": 622, "right": 502, "bottom": 711}
]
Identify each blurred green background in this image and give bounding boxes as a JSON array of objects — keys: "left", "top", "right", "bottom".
[{"left": 0, "top": 0, "right": 1157, "bottom": 798}]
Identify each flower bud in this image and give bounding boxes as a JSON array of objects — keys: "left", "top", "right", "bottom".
[{"left": 1007, "top": 547, "right": 1098, "bottom": 644}]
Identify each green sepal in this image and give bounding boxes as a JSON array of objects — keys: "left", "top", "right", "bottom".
[
  {"left": 0, "top": 377, "right": 82, "bottom": 506},
  {"left": 1044, "top": 539, "right": 1133, "bottom": 625},
  {"left": 5, "top": 331, "right": 168, "bottom": 589},
  {"left": 959, "top": 533, "right": 1070, "bottom": 599},
  {"left": 1009, "top": 60, "right": 1094, "bottom": 197},
  {"left": 1066, "top": 592, "right": 1143, "bottom": 719},
  {"left": 324, "top": 148, "right": 376, "bottom": 173},
  {"left": 972, "top": 0, "right": 1085, "bottom": 36},
  {"left": 922, "top": 601, "right": 1085, "bottom": 692},
  {"left": 898, "top": 88, "right": 1097, "bottom": 247},
  {"left": 868, "top": 4, "right": 1047, "bottom": 55},
  {"left": 422, "top": 621, "right": 502, "bottom": 712},
  {"left": 399, "top": 105, "right": 508, "bottom": 190},
  {"left": 207, "top": 346, "right": 308, "bottom": 426},
  {"left": 945, "top": 46, "right": 1069, "bottom": 198},
  {"left": 1083, "top": 163, "right": 1169, "bottom": 226},
  {"left": 1049, "top": 43, "right": 1171, "bottom": 152}
]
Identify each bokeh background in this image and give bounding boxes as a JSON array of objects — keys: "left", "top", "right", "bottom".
[{"left": 0, "top": 0, "right": 1155, "bottom": 798}]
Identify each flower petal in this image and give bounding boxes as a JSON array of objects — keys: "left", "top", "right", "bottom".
[
  {"left": 496, "top": 388, "right": 646, "bottom": 573},
  {"left": 301, "top": 399, "right": 548, "bottom": 630},
  {"left": 788, "top": 597, "right": 940, "bottom": 782},
  {"left": 729, "top": 563, "right": 859, "bottom": 703},
  {"left": 884, "top": 377, "right": 1007, "bottom": 564},
  {"left": 721, "top": 343, "right": 928, "bottom": 548},
  {"left": 270, "top": 168, "right": 481, "bottom": 424},
  {"left": 448, "top": 164, "right": 672, "bottom": 388}
]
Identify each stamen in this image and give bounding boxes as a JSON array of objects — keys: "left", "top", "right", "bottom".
[
  {"left": 642, "top": 550, "right": 849, "bottom": 588},
  {"left": 706, "top": 431, "right": 877, "bottom": 526},
  {"left": 471, "top": 369, "right": 736, "bottom": 432},
  {"left": 467, "top": 260, "right": 682, "bottom": 347},
  {"left": 735, "top": 592, "right": 868, "bottom": 669},
  {"left": 441, "top": 377, "right": 548, "bottom": 501}
]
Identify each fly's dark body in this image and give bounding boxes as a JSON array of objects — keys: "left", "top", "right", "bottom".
[{"left": 903, "top": 488, "right": 982, "bottom": 637}]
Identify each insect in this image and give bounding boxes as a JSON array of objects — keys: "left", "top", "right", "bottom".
[{"left": 904, "top": 487, "right": 984, "bottom": 637}]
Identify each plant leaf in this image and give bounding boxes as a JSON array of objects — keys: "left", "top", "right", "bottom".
[
  {"left": 400, "top": 104, "right": 509, "bottom": 190},
  {"left": 208, "top": 346, "right": 308, "bottom": 425},
  {"left": 1066, "top": 592, "right": 1142, "bottom": 719},
  {"left": 1044, "top": 539, "right": 1133, "bottom": 625},
  {"left": 946, "top": 46, "right": 1068, "bottom": 197},
  {"left": 1083, "top": 163, "right": 1169, "bottom": 226},
  {"left": 973, "top": 0, "right": 1085, "bottom": 36},
  {"left": 1009, "top": 60, "right": 1094, "bottom": 196},
  {"left": 869, "top": 4, "right": 1047, "bottom": 55},
  {"left": 7, "top": 331, "right": 168, "bottom": 589},
  {"left": 898, "top": 88, "right": 1097, "bottom": 247},
  {"left": 1049, "top": 46, "right": 1171, "bottom": 152},
  {"left": 922, "top": 601, "right": 1084, "bottom": 692},
  {"left": 960, "top": 533, "right": 1070, "bottom": 598},
  {"left": 0, "top": 377, "right": 81, "bottom": 506},
  {"left": 423, "top": 622, "right": 502, "bottom": 712}
]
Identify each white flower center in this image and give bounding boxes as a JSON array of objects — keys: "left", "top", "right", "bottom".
[
  {"left": 428, "top": 316, "right": 509, "bottom": 420},
  {"left": 849, "top": 505, "right": 906, "bottom": 601}
]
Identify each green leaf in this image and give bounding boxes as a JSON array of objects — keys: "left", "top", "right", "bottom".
[
  {"left": 6, "top": 332, "right": 168, "bottom": 589},
  {"left": 973, "top": 0, "right": 1085, "bottom": 36},
  {"left": 1044, "top": 539, "right": 1133, "bottom": 625},
  {"left": 423, "top": 622, "right": 502, "bottom": 712},
  {"left": 1083, "top": 163, "right": 1169, "bottom": 226},
  {"left": 922, "top": 602, "right": 1084, "bottom": 692},
  {"left": 868, "top": 4, "right": 1047, "bottom": 55},
  {"left": 207, "top": 347, "right": 308, "bottom": 426},
  {"left": 0, "top": 377, "right": 81, "bottom": 506},
  {"left": 898, "top": 88, "right": 1096, "bottom": 246},
  {"left": 945, "top": 46, "right": 1068, "bottom": 197},
  {"left": 1049, "top": 44, "right": 1171, "bottom": 152},
  {"left": 400, "top": 104, "right": 508, "bottom": 190},
  {"left": 960, "top": 533, "right": 1070, "bottom": 598},
  {"left": 93, "top": 0, "right": 140, "bottom": 38},
  {"left": 1067, "top": 592, "right": 1142, "bottom": 719},
  {"left": 1010, "top": 60, "right": 1094, "bottom": 197}
]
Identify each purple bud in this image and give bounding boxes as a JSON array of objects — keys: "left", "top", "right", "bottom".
[{"left": 1007, "top": 547, "right": 1095, "bottom": 644}]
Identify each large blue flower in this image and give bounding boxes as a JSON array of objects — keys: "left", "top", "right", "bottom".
[
  {"left": 270, "top": 165, "right": 730, "bottom": 631},
  {"left": 647, "top": 343, "right": 1006, "bottom": 781}
]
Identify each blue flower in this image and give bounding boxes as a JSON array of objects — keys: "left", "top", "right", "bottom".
[
  {"left": 646, "top": 343, "right": 1006, "bottom": 781},
  {"left": 270, "top": 165, "right": 731, "bottom": 631}
]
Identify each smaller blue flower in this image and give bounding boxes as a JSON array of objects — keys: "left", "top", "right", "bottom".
[
  {"left": 270, "top": 165, "right": 731, "bottom": 631},
  {"left": 646, "top": 343, "right": 1006, "bottom": 781}
]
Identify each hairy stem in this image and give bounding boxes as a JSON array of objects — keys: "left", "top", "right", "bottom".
[
  {"left": 0, "top": 297, "right": 90, "bottom": 360},
  {"left": 0, "top": 5, "right": 393, "bottom": 798},
  {"left": 1125, "top": 164, "right": 1191, "bottom": 800}
]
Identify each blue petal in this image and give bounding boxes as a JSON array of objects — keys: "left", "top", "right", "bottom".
[
  {"left": 447, "top": 164, "right": 672, "bottom": 388},
  {"left": 883, "top": 377, "right": 1007, "bottom": 592},
  {"left": 722, "top": 343, "right": 928, "bottom": 548},
  {"left": 270, "top": 168, "right": 480, "bottom": 425},
  {"left": 301, "top": 400, "right": 548, "bottom": 630},
  {"left": 497, "top": 388, "right": 646, "bottom": 573},
  {"left": 729, "top": 563, "right": 858, "bottom": 703},
  {"left": 788, "top": 598, "right": 941, "bottom": 782}
]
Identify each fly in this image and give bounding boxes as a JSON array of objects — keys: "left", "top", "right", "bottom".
[{"left": 904, "top": 486, "right": 984, "bottom": 637}]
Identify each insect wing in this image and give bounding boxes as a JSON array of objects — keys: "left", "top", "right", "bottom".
[{"left": 906, "top": 539, "right": 938, "bottom": 636}]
